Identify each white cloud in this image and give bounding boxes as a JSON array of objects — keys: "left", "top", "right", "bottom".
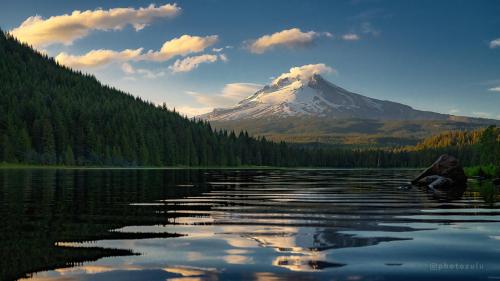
[
  {"left": 489, "top": 38, "right": 500, "bottom": 49},
  {"left": 220, "top": 83, "right": 263, "bottom": 101},
  {"left": 323, "top": 32, "right": 334, "bottom": 38},
  {"left": 121, "top": 63, "right": 166, "bottom": 79},
  {"left": 121, "top": 62, "right": 135, "bottom": 74},
  {"left": 55, "top": 48, "right": 143, "bottom": 68},
  {"left": 213, "top": 46, "right": 233, "bottom": 52},
  {"left": 361, "top": 22, "right": 380, "bottom": 36},
  {"left": 248, "top": 28, "right": 330, "bottom": 54},
  {"left": 169, "top": 54, "right": 220, "bottom": 73},
  {"left": 488, "top": 86, "right": 500, "bottom": 92},
  {"left": 123, "top": 76, "right": 137, "bottom": 81},
  {"left": 448, "top": 108, "right": 460, "bottom": 114},
  {"left": 55, "top": 34, "right": 218, "bottom": 68},
  {"left": 10, "top": 4, "right": 180, "bottom": 47},
  {"left": 272, "top": 63, "right": 335, "bottom": 84},
  {"left": 219, "top": 54, "right": 229, "bottom": 62},
  {"left": 187, "top": 83, "right": 263, "bottom": 110},
  {"left": 176, "top": 106, "right": 213, "bottom": 117},
  {"left": 143, "top": 34, "right": 218, "bottom": 61},
  {"left": 137, "top": 68, "right": 166, "bottom": 79},
  {"left": 342, "top": 33, "right": 360, "bottom": 41}
]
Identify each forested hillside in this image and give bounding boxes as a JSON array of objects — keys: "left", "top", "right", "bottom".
[
  {"left": 0, "top": 30, "right": 499, "bottom": 168},
  {"left": 399, "top": 126, "right": 499, "bottom": 168},
  {"left": 410, "top": 129, "right": 485, "bottom": 150},
  {"left": 0, "top": 30, "right": 291, "bottom": 166}
]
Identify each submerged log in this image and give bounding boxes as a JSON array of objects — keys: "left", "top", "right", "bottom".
[{"left": 412, "top": 154, "right": 467, "bottom": 191}]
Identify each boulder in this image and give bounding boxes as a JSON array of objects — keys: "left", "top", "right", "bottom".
[{"left": 412, "top": 155, "right": 467, "bottom": 190}]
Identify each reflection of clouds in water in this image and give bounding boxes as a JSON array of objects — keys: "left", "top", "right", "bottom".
[
  {"left": 221, "top": 225, "right": 302, "bottom": 252},
  {"left": 186, "top": 251, "right": 204, "bottom": 261},
  {"left": 55, "top": 264, "right": 140, "bottom": 274},
  {"left": 223, "top": 254, "right": 253, "bottom": 264},
  {"left": 163, "top": 266, "right": 219, "bottom": 281},
  {"left": 167, "top": 278, "right": 203, "bottom": 281},
  {"left": 225, "top": 249, "right": 250, "bottom": 255},
  {"left": 55, "top": 265, "right": 129, "bottom": 275},
  {"left": 168, "top": 216, "right": 214, "bottom": 225},
  {"left": 223, "top": 225, "right": 311, "bottom": 252},
  {"left": 20, "top": 276, "right": 78, "bottom": 281},
  {"left": 248, "top": 233, "right": 303, "bottom": 253},
  {"left": 272, "top": 255, "right": 326, "bottom": 272},
  {"left": 219, "top": 224, "right": 342, "bottom": 271},
  {"left": 224, "top": 236, "right": 259, "bottom": 248},
  {"left": 163, "top": 266, "right": 217, "bottom": 276},
  {"left": 253, "top": 272, "right": 283, "bottom": 281},
  {"left": 25, "top": 265, "right": 219, "bottom": 281}
]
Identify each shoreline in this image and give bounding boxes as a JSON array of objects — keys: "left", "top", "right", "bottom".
[
  {"left": 0, "top": 163, "right": 423, "bottom": 170},
  {"left": 1, "top": 163, "right": 497, "bottom": 179}
]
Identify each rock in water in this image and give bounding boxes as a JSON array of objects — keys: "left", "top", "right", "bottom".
[{"left": 411, "top": 154, "right": 467, "bottom": 190}]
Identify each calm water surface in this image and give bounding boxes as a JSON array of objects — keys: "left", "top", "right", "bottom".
[{"left": 1, "top": 169, "right": 499, "bottom": 281}]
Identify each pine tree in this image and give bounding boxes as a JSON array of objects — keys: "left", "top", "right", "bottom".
[{"left": 63, "top": 146, "right": 75, "bottom": 165}]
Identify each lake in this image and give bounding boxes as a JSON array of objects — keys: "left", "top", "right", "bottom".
[{"left": 1, "top": 169, "right": 499, "bottom": 281}]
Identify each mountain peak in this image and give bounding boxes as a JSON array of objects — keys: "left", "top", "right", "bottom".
[{"left": 199, "top": 64, "right": 450, "bottom": 121}]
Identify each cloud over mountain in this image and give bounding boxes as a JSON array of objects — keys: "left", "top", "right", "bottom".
[{"left": 273, "top": 63, "right": 334, "bottom": 84}]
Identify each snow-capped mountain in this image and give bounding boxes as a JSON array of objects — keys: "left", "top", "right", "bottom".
[
  {"left": 198, "top": 64, "right": 497, "bottom": 145},
  {"left": 200, "top": 73, "right": 447, "bottom": 121}
]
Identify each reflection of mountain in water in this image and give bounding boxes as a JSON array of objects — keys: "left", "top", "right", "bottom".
[
  {"left": 246, "top": 228, "right": 410, "bottom": 271},
  {"left": 160, "top": 170, "right": 474, "bottom": 272}
]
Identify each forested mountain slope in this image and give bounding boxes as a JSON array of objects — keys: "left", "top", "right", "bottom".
[{"left": 0, "top": 30, "right": 284, "bottom": 166}]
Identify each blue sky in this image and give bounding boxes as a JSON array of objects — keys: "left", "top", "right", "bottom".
[{"left": 1, "top": 0, "right": 500, "bottom": 118}]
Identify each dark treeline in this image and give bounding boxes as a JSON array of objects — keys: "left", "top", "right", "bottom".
[{"left": 1, "top": 30, "right": 499, "bottom": 168}]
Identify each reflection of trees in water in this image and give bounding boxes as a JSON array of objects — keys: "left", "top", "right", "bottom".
[
  {"left": 466, "top": 181, "right": 499, "bottom": 205},
  {"left": 0, "top": 169, "right": 210, "bottom": 280}
]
